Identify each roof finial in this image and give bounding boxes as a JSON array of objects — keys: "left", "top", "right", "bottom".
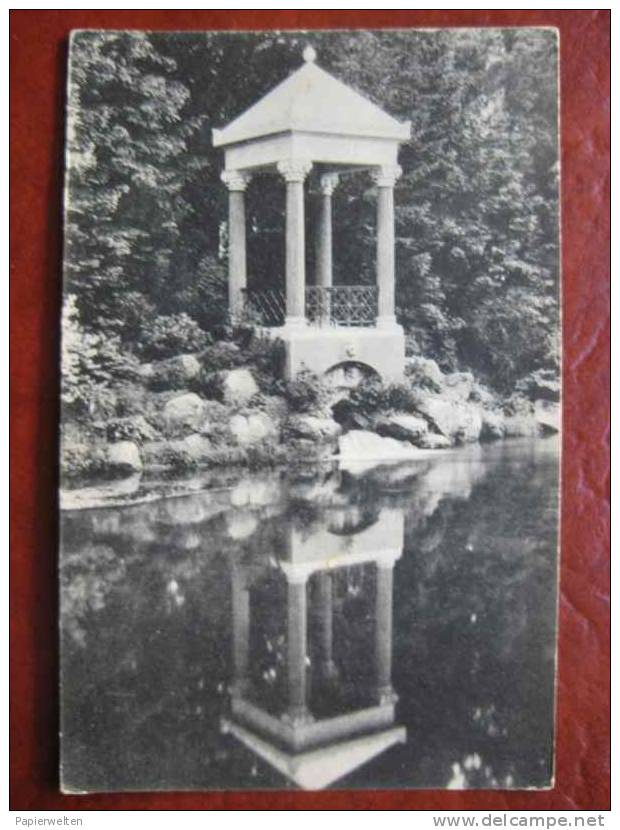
[{"left": 303, "top": 45, "right": 317, "bottom": 63}]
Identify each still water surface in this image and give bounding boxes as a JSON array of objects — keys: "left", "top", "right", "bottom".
[{"left": 60, "top": 437, "right": 559, "bottom": 791}]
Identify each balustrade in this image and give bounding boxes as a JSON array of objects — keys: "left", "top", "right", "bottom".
[{"left": 243, "top": 285, "right": 378, "bottom": 328}]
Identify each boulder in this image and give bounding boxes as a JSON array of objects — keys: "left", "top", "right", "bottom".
[
  {"left": 516, "top": 369, "right": 560, "bottom": 402},
  {"left": 503, "top": 414, "right": 541, "bottom": 438},
  {"left": 480, "top": 410, "right": 506, "bottom": 442},
  {"left": 331, "top": 399, "right": 372, "bottom": 431},
  {"left": 162, "top": 393, "right": 208, "bottom": 435},
  {"left": 138, "top": 363, "right": 155, "bottom": 381},
  {"left": 534, "top": 400, "right": 560, "bottom": 434},
  {"left": 157, "top": 493, "right": 222, "bottom": 526},
  {"left": 221, "top": 368, "right": 259, "bottom": 405},
  {"left": 374, "top": 413, "right": 428, "bottom": 443},
  {"left": 141, "top": 354, "right": 202, "bottom": 391},
  {"left": 414, "top": 394, "right": 483, "bottom": 444},
  {"left": 416, "top": 432, "right": 452, "bottom": 450},
  {"left": 229, "top": 412, "right": 277, "bottom": 446},
  {"left": 107, "top": 440, "right": 142, "bottom": 473},
  {"left": 504, "top": 394, "right": 534, "bottom": 417},
  {"left": 287, "top": 414, "right": 342, "bottom": 443},
  {"left": 167, "top": 353, "right": 201, "bottom": 379},
  {"left": 405, "top": 356, "right": 444, "bottom": 390},
  {"left": 468, "top": 382, "right": 496, "bottom": 408},
  {"left": 443, "top": 371, "right": 475, "bottom": 402},
  {"left": 338, "top": 430, "right": 419, "bottom": 462},
  {"left": 175, "top": 434, "right": 213, "bottom": 462},
  {"left": 226, "top": 510, "right": 259, "bottom": 541},
  {"left": 230, "top": 477, "right": 281, "bottom": 508}
]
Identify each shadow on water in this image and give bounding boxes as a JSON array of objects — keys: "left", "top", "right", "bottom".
[{"left": 60, "top": 437, "right": 559, "bottom": 792}]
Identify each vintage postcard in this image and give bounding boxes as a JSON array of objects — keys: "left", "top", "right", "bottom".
[{"left": 59, "top": 28, "right": 560, "bottom": 792}]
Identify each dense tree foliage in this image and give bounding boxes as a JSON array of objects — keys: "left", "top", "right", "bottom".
[{"left": 64, "top": 29, "right": 559, "bottom": 392}]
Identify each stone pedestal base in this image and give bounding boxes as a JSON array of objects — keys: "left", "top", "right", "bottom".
[{"left": 268, "top": 323, "right": 405, "bottom": 382}]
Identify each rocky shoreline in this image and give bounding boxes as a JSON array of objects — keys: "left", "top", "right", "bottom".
[{"left": 61, "top": 342, "right": 560, "bottom": 498}]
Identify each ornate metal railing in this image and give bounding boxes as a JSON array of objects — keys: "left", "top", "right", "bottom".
[
  {"left": 306, "top": 285, "right": 377, "bottom": 327},
  {"left": 242, "top": 288, "right": 286, "bottom": 327},
  {"left": 242, "top": 285, "right": 377, "bottom": 328}
]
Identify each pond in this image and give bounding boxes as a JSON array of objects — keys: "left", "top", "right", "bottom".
[{"left": 60, "top": 436, "right": 559, "bottom": 792}]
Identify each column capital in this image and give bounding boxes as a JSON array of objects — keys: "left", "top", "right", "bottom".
[
  {"left": 371, "top": 164, "right": 402, "bottom": 187},
  {"left": 277, "top": 159, "right": 313, "bottom": 183},
  {"left": 376, "top": 549, "right": 402, "bottom": 570},
  {"left": 221, "top": 169, "right": 251, "bottom": 191},
  {"left": 319, "top": 173, "right": 339, "bottom": 196},
  {"left": 283, "top": 564, "right": 312, "bottom": 585}
]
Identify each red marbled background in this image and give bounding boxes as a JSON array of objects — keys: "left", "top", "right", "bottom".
[{"left": 10, "top": 9, "right": 610, "bottom": 810}]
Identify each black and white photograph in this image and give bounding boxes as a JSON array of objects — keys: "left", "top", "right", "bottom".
[{"left": 59, "top": 27, "right": 561, "bottom": 793}]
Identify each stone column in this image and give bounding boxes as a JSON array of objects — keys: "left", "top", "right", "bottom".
[
  {"left": 221, "top": 170, "right": 250, "bottom": 321},
  {"left": 374, "top": 558, "right": 398, "bottom": 705},
  {"left": 277, "top": 160, "right": 312, "bottom": 327},
  {"left": 315, "top": 173, "right": 338, "bottom": 325},
  {"left": 316, "top": 571, "right": 337, "bottom": 680},
  {"left": 230, "top": 564, "right": 250, "bottom": 699},
  {"left": 372, "top": 165, "right": 402, "bottom": 329},
  {"left": 316, "top": 174, "right": 339, "bottom": 288},
  {"left": 285, "top": 570, "right": 311, "bottom": 724}
]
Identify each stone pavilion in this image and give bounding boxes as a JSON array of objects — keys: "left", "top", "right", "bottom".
[{"left": 214, "top": 47, "right": 411, "bottom": 381}]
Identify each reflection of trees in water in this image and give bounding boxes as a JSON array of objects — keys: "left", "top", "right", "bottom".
[
  {"left": 359, "top": 452, "right": 558, "bottom": 790},
  {"left": 248, "top": 569, "right": 288, "bottom": 715},
  {"left": 61, "top": 544, "right": 127, "bottom": 647},
  {"left": 60, "top": 520, "right": 243, "bottom": 790},
  {"left": 330, "top": 565, "right": 376, "bottom": 701}
]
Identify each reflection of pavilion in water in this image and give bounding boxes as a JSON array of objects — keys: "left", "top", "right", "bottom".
[{"left": 222, "top": 502, "right": 406, "bottom": 789}]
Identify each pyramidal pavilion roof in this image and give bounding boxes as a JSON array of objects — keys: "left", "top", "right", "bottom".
[{"left": 212, "top": 48, "right": 411, "bottom": 147}]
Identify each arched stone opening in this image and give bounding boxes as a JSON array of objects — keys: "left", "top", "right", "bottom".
[
  {"left": 327, "top": 361, "right": 379, "bottom": 429},
  {"left": 324, "top": 360, "right": 380, "bottom": 394},
  {"left": 326, "top": 504, "right": 380, "bottom": 537}
]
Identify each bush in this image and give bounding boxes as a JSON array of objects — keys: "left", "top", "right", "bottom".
[
  {"left": 62, "top": 295, "right": 139, "bottom": 419},
  {"left": 404, "top": 357, "right": 443, "bottom": 393},
  {"left": 190, "top": 369, "right": 225, "bottom": 401},
  {"left": 200, "top": 342, "right": 243, "bottom": 372},
  {"left": 138, "top": 313, "right": 210, "bottom": 361},
  {"left": 179, "top": 255, "right": 230, "bottom": 337},
  {"left": 195, "top": 335, "right": 286, "bottom": 397},
  {"left": 515, "top": 368, "right": 560, "bottom": 402},
  {"left": 60, "top": 442, "right": 109, "bottom": 482},
  {"left": 146, "top": 357, "right": 201, "bottom": 392},
  {"left": 114, "top": 382, "right": 149, "bottom": 417},
  {"left": 383, "top": 382, "right": 420, "bottom": 412},
  {"left": 282, "top": 368, "right": 328, "bottom": 414},
  {"left": 244, "top": 335, "right": 286, "bottom": 394},
  {"left": 105, "top": 416, "right": 159, "bottom": 444},
  {"left": 344, "top": 379, "right": 420, "bottom": 419},
  {"left": 158, "top": 445, "right": 199, "bottom": 472}
]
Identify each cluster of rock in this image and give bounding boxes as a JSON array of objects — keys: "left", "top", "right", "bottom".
[
  {"left": 337, "top": 357, "right": 559, "bottom": 459},
  {"left": 62, "top": 348, "right": 559, "bottom": 482}
]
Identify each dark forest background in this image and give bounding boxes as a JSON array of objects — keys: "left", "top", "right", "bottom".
[{"left": 63, "top": 28, "right": 559, "bottom": 393}]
